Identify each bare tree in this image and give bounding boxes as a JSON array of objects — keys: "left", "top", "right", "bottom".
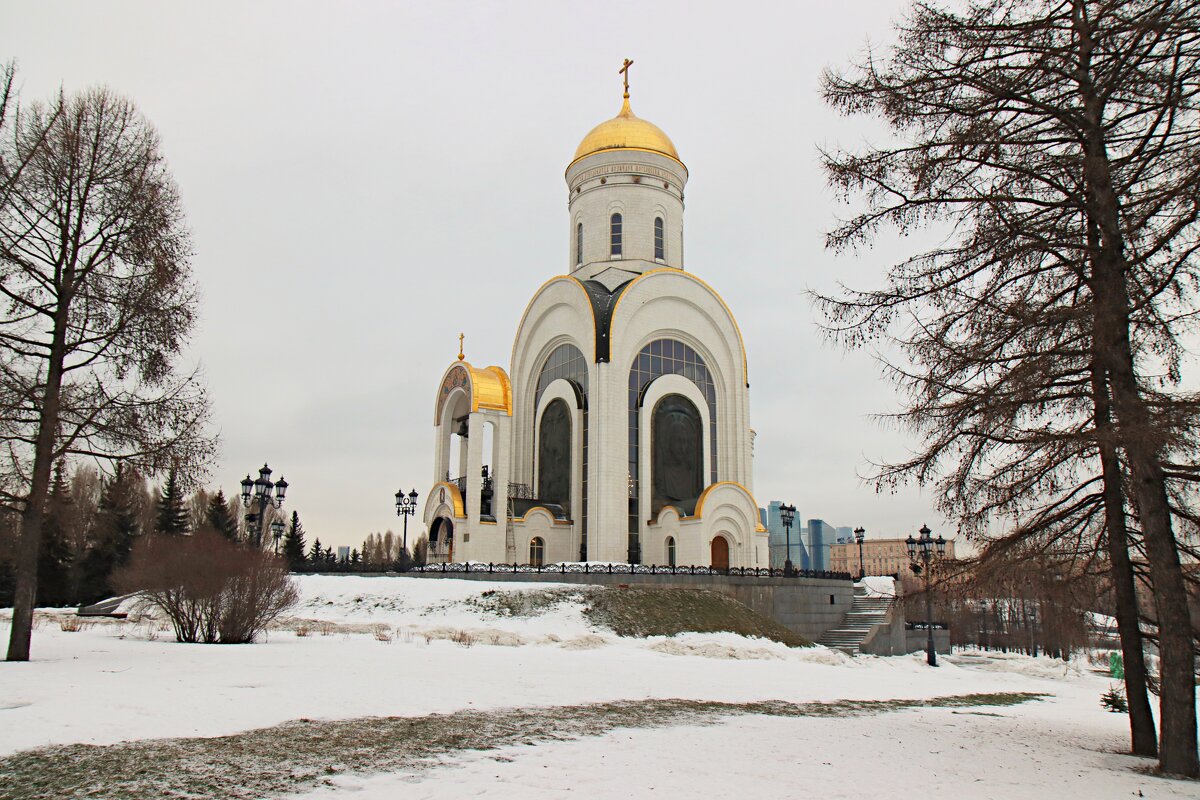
[
  {"left": 818, "top": 0, "right": 1200, "bottom": 775},
  {"left": 0, "top": 76, "right": 213, "bottom": 661}
]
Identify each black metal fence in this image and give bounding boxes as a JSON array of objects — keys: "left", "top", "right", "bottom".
[{"left": 416, "top": 562, "right": 852, "bottom": 580}]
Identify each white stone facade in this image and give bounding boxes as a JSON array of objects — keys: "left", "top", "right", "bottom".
[{"left": 422, "top": 94, "right": 767, "bottom": 568}]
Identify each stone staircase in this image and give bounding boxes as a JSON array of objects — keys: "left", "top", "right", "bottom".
[{"left": 817, "top": 588, "right": 893, "bottom": 655}]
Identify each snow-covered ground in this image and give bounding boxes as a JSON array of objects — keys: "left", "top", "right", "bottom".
[{"left": 0, "top": 575, "right": 1193, "bottom": 798}]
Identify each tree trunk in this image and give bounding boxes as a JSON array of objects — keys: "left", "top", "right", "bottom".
[
  {"left": 6, "top": 296, "right": 71, "bottom": 662},
  {"left": 1075, "top": 5, "right": 1197, "bottom": 774},
  {"left": 1094, "top": 362, "right": 1158, "bottom": 757},
  {"left": 1087, "top": 136, "right": 1198, "bottom": 778}
]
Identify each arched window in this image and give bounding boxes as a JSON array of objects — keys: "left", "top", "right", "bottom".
[
  {"left": 538, "top": 398, "right": 571, "bottom": 513},
  {"left": 529, "top": 537, "right": 545, "bottom": 567},
  {"left": 627, "top": 338, "right": 719, "bottom": 543},
  {"left": 610, "top": 213, "right": 623, "bottom": 257},
  {"left": 651, "top": 394, "right": 704, "bottom": 516},
  {"left": 576, "top": 222, "right": 583, "bottom": 266},
  {"left": 666, "top": 536, "right": 676, "bottom": 567},
  {"left": 654, "top": 217, "right": 664, "bottom": 261},
  {"left": 536, "top": 343, "right": 589, "bottom": 560}
]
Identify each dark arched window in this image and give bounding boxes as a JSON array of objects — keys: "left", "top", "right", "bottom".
[
  {"left": 610, "top": 213, "right": 623, "bottom": 257},
  {"left": 536, "top": 343, "right": 589, "bottom": 559},
  {"left": 654, "top": 217, "right": 664, "bottom": 260},
  {"left": 666, "top": 536, "right": 676, "bottom": 567},
  {"left": 651, "top": 394, "right": 704, "bottom": 517},
  {"left": 538, "top": 398, "right": 571, "bottom": 513},
  {"left": 529, "top": 537, "right": 545, "bottom": 567},
  {"left": 576, "top": 222, "right": 583, "bottom": 266}
]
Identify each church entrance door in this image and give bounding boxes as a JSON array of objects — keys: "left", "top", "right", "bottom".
[{"left": 710, "top": 537, "right": 729, "bottom": 571}]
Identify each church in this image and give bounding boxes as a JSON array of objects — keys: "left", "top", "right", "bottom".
[{"left": 423, "top": 65, "right": 768, "bottom": 569}]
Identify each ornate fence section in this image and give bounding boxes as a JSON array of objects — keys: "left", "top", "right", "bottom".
[{"left": 416, "top": 562, "right": 851, "bottom": 580}]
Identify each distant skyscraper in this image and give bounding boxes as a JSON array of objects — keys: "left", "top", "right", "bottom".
[
  {"left": 836, "top": 526, "right": 854, "bottom": 544},
  {"left": 764, "top": 501, "right": 808, "bottom": 570},
  {"left": 807, "top": 519, "right": 836, "bottom": 571}
]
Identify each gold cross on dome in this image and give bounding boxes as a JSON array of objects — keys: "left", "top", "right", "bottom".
[
  {"left": 458, "top": 333, "right": 465, "bottom": 361},
  {"left": 619, "top": 58, "right": 634, "bottom": 98}
]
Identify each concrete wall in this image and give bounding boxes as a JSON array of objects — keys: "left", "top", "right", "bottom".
[
  {"left": 859, "top": 607, "right": 907, "bottom": 656},
  {"left": 905, "top": 628, "right": 951, "bottom": 655},
  {"left": 402, "top": 570, "right": 853, "bottom": 642}
]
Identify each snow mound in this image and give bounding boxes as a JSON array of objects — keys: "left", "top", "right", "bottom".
[
  {"left": 858, "top": 576, "right": 896, "bottom": 598},
  {"left": 792, "top": 647, "right": 855, "bottom": 667},
  {"left": 646, "top": 634, "right": 786, "bottom": 660},
  {"left": 559, "top": 634, "right": 612, "bottom": 650},
  {"left": 945, "top": 650, "right": 1087, "bottom": 680}
]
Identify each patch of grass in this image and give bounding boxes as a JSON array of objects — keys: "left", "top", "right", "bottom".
[
  {"left": 464, "top": 585, "right": 812, "bottom": 647},
  {"left": 0, "top": 692, "right": 1044, "bottom": 800},
  {"left": 464, "top": 588, "right": 581, "bottom": 618},
  {"left": 582, "top": 587, "right": 813, "bottom": 647}
]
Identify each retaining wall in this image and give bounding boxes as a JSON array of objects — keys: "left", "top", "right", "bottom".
[{"left": 397, "top": 570, "right": 854, "bottom": 642}]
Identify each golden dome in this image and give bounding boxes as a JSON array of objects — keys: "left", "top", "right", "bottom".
[{"left": 573, "top": 97, "right": 680, "bottom": 163}]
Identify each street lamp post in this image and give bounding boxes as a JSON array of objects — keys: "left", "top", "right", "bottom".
[
  {"left": 779, "top": 503, "right": 797, "bottom": 577},
  {"left": 270, "top": 518, "right": 285, "bottom": 554},
  {"left": 906, "top": 523, "right": 947, "bottom": 666},
  {"left": 395, "top": 488, "right": 419, "bottom": 567},
  {"left": 240, "top": 463, "right": 288, "bottom": 550},
  {"left": 854, "top": 526, "right": 866, "bottom": 581}
]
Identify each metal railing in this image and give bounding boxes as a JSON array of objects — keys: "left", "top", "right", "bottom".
[{"left": 415, "top": 562, "right": 852, "bottom": 579}]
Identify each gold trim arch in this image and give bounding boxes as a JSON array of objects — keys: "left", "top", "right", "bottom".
[
  {"left": 684, "top": 481, "right": 767, "bottom": 531},
  {"left": 609, "top": 268, "right": 750, "bottom": 386},
  {"left": 429, "top": 481, "right": 467, "bottom": 519},
  {"left": 434, "top": 361, "right": 513, "bottom": 424}
]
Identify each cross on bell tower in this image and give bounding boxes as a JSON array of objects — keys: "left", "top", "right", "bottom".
[{"left": 619, "top": 58, "right": 634, "bottom": 98}]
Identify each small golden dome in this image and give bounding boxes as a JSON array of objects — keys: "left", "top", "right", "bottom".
[{"left": 573, "top": 97, "right": 680, "bottom": 163}]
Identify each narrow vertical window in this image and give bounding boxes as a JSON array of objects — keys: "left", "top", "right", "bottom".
[
  {"left": 654, "top": 217, "right": 664, "bottom": 260},
  {"left": 667, "top": 536, "right": 676, "bottom": 567},
  {"left": 529, "top": 537, "right": 545, "bottom": 567},
  {"left": 576, "top": 222, "right": 583, "bottom": 266},
  {"left": 610, "top": 213, "right": 622, "bottom": 257}
]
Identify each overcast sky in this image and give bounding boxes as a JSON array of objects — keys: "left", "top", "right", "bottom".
[{"left": 3, "top": 0, "right": 962, "bottom": 551}]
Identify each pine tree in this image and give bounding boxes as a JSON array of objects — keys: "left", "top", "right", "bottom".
[
  {"left": 281, "top": 511, "right": 307, "bottom": 571},
  {"left": 38, "top": 462, "right": 74, "bottom": 606},
  {"left": 80, "top": 464, "right": 140, "bottom": 602},
  {"left": 411, "top": 535, "right": 428, "bottom": 567},
  {"left": 349, "top": 548, "right": 360, "bottom": 567},
  {"left": 154, "top": 469, "right": 189, "bottom": 536},
  {"left": 307, "top": 537, "right": 323, "bottom": 569},
  {"left": 206, "top": 490, "right": 238, "bottom": 541}
]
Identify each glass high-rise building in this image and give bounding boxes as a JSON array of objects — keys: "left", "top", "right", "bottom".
[
  {"left": 761, "top": 501, "right": 809, "bottom": 570},
  {"left": 807, "top": 519, "right": 837, "bottom": 571}
]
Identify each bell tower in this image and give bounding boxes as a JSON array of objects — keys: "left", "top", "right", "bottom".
[{"left": 565, "top": 60, "right": 688, "bottom": 287}]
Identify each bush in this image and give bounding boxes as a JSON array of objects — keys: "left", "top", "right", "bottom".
[
  {"left": 1101, "top": 685, "right": 1129, "bottom": 713},
  {"left": 113, "top": 529, "right": 299, "bottom": 643}
]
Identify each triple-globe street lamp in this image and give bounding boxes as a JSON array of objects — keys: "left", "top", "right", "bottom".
[
  {"left": 906, "top": 523, "right": 947, "bottom": 666},
  {"left": 241, "top": 464, "right": 288, "bottom": 552},
  {"left": 779, "top": 503, "right": 797, "bottom": 577},
  {"left": 395, "top": 488, "right": 419, "bottom": 565}
]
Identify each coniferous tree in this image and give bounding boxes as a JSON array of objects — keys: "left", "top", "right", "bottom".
[
  {"left": 307, "top": 537, "right": 323, "bottom": 570},
  {"left": 37, "top": 462, "right": 74, "bottom": 606},
  {"left": 206, "top": 490, "right": 238, "bottom": 541},
  {"left": 281, "top": 511, "right": 307, "bottom": 572},
  {"left": 80, "top": 464, "right": 141, "bottom": 602},
  {"left": 411, "top": 535, "right": 428, "bottom": 568},
  {"left": 154, "top": 469, "right": 189, "bottom": 536}
]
